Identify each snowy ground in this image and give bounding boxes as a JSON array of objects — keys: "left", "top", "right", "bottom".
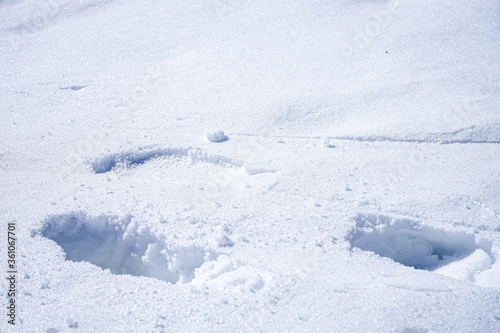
[{"left": 1, "top": 0, "right": 499, "bottom": 332}]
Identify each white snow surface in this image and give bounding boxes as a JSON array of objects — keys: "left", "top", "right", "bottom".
[{"left": 1, "top": 0, "right": 499, "bottom": 332}]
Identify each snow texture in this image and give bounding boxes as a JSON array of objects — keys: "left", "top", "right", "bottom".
[{"left": 1, "top": 0, "right": 499, "bottom": 331}]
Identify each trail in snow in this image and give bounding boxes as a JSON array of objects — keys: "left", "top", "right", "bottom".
[
  {"left": 228, "top": 123, "right": 500, "bottom": 144},
  {"left": 92, "top": 146, "right": 244, "bottom": 174}
]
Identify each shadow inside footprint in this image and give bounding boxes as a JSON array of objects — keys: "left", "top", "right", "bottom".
[
  {"left": 35, "top": 212, "right": 210, "bottom": 283},
  {"left": 347, "top": 214, "right": 493, "bottom": 271}
]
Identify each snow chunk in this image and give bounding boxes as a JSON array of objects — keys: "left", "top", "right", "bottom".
[
  {"left": 216, "top": 234, "right": 234, "bottom": 247},
  {"left": 323, "top": 138, "right": 336, "bottom": 148},
  {"left": 205, "top": 130, "right": 228, "bottom": 142},
  {"left": 66, "top": 318, "right": 78, "bottom": 328}
]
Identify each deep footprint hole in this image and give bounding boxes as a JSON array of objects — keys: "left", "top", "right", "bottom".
[
  {"left": 34, "top": 212, "right": 211, "bottom": 283},
  {"left": 347, "top": 214, "right": 494, "bottom": 271}
]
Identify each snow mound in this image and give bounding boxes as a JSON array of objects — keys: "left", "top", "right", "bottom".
[
  {"left": 347, "top": 214, "right": 494, "bottom": 275},
  {"left": 205, "top": 130, "right": 228, "bottom": 142},
  {"left": 434, "top": 248, "right": 492, "bottom": 282},
  {"left": 35, "top": 212, "right": 212, "bottom": 283},
  {"left": 91, "top": 146, "right": 243, "bottom": 173}
]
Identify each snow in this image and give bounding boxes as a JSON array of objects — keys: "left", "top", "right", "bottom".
[
  {"left": 347, "top": 214, "right": 489, "bottom": 270},
  {"left": 206, "top": 130, "right": 228, "bottom": 143},
  {"left": 36, "top": 212, "right": 210, "bottom": 283},
  {"left": 1, "top": 0, "right": 499, "bottom": 332},
  {"left": 323, "top": 137, "right": 336, "bottom": 148}
]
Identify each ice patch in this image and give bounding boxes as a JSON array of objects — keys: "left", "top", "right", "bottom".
[
  {"left": 34, "top": 212, "right": 213, "bottom": 283},
  {"left": 91, "top": 146, "right": 243, "bottom": 174},
  {"left": 347, "top": 214, "right": 494, "bottom": 281}
]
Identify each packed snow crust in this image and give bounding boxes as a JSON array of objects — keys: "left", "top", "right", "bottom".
[{"left": 1, "top": 0, "right": 499, "bottom": 332}]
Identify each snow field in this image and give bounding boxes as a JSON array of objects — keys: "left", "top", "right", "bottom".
[{"left": 0, "top": 0, "right": 499, "bottom": 331}]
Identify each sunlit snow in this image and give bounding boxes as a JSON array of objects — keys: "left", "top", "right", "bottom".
[{"left": 1, "top": 0, "right": 499, "bottom": 332}]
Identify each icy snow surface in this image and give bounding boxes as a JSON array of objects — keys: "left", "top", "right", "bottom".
[{"left": 1, "top": 0, "right": 499, "bottom": 332}]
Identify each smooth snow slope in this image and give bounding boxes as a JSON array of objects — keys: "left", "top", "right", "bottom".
[{"left": 1, "top": 0, "right": 499, "bottom": 332}]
